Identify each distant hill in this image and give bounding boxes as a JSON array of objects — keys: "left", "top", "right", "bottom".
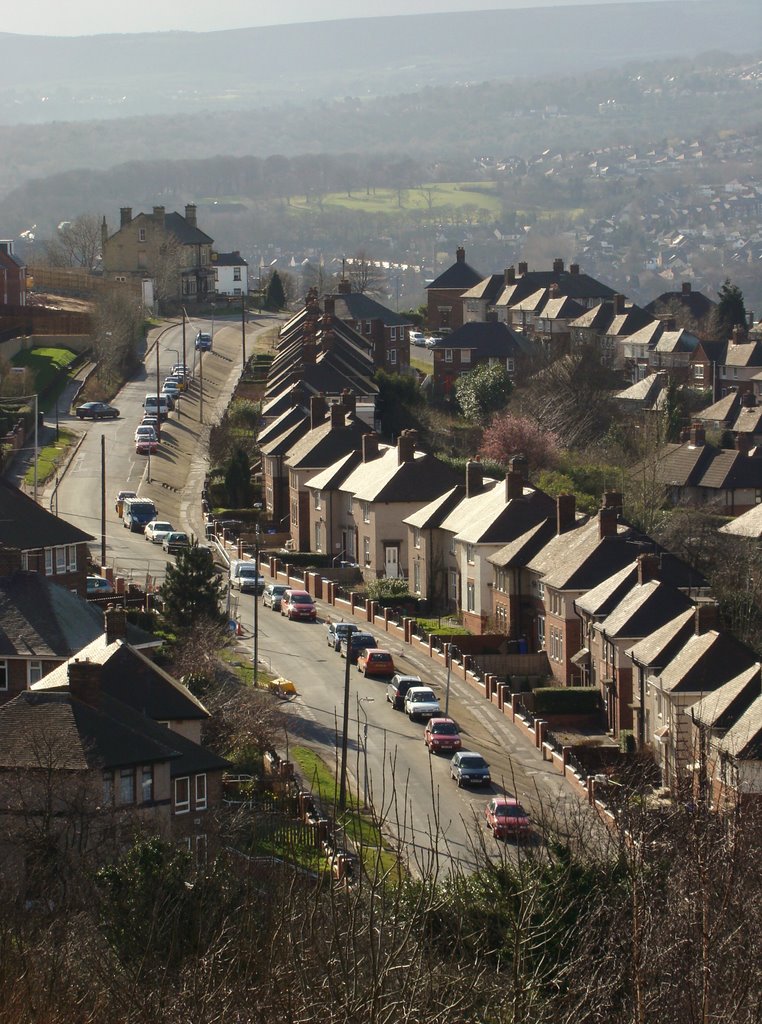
[{"left": 0, "top": 0, "right": 760, "bottom": 124}]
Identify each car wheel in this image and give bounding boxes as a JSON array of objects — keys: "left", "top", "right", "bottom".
[{"left": 457, "top": 776, "right": 463, "bottom": 788}]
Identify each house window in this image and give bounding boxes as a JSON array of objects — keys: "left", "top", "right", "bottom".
[
  {"left": 413, "top": 561, "right": 421, "bottom": 594},
  {"left": 466, "top": 582, "right": 475, "bottom": 613},
  {"left": 67, "top": 545, "right": 77, "bottom": 571},
  {"left": 506, "top": 358, "right": 515, "bottom": 373},
  {"left": 28, "top": 661, "right": 43, "bottom": 685},
  {"left": 21, "top": 551, "right": 30, "bottom": 571},
  {"left": 0, "top": 660, "right": 7, "bottom": 690},
  {"left": 364, "top": 321, "right": 371, "bottom": 334},
  {"left": 196, "top": 834, "right": 208, "bottom": 868},
  {"left": 538, "top": 581, "right": 545, "bottom": 599},
  {"left": 444, "top": 349, "right": 453, "bottom": 363},
  {"left": 363, "top": 536, "right": 371, "bottom": 566},
  {"left": 174, "top": 776, "right": 190, "bottom": 814},
  {"left": 362, "top": 501, "right": 370, "bottom": 524},
  {"left": 195, "top": 773, "right": 208, "bottom": 811},
  {"left": 102, "top": 771, "right": 114, "bottom": 806},
  {"left": 141, "top": 766, "right": 154, "bottom": 803},
  {"left": 44, "top": 549, "right": 53, "bottom": 576},
  {"left": 466, "top": 544, "right": 475, "bottom": 564},
  {"left": 233, "top": 267, "right": 241, "bottom": 281},
  {"left": 413, "top": 527, "right": 421, "bottom": 549},
  {"left": 389, "top": 348, "right": 397, "bottom": 365},
  {"left": 537, "top": 614, "right": 546, "bottom": 650},
  {"left": 462, "top": 350, "right": 471, "bottom": 364},
  {"left": 449, "top": 536, "right": 456, "bottom": 555},
  {"left": 314, "top": 490, "right": 322, "bottom": 510},
  {"left": 56, "top": 546, "right": 66, "bottom": 574},
  {"left": 390, "top": 327, "right": 397, "bottom": 341},
  {"left": 449, "top": 570, "right": 458, "bottom": 602},
  {"left": 119, "top": 768, "right": 135, "bottom": 805},
  {"left": 138, "top": 227, "right": 146, "bottom": 242},
  {"left": 315, "top": 522, "right": 322, "bottom": 551}
]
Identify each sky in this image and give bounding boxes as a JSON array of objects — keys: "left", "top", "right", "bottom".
[{"left": 5, "top": 0, "right": 699, "bottom": 37}]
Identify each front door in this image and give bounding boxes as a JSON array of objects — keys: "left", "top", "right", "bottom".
[{"left": 384, "top": 545, "right": 399, "bottom": 579}]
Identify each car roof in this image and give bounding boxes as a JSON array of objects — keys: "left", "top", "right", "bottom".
[
  {"left": 427, "top": 717, "right": 457, "bottom": 726},
  {"left": 287, "top": 589, "right": 311, "bottom": 598},
  {"left": 362, "top": 648, "right": 391, "bottom": 656}
]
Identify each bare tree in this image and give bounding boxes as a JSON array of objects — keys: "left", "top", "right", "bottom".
[
  {"left": 348, "top": 251, "right": 386, "bottom": 298},
  {"left": 43, "top": 213, "right": 102, "bottom": 269}
]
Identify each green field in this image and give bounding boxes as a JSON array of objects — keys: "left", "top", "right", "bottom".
[{"left": 289, "top": 181, "right": 502, "bottom": 216}]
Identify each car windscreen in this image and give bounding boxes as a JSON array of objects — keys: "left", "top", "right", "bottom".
[
  {"left": 460, "top": 756, "right": 487, "bottom": 769},
  {"left": 291, "top": 594, "right": 313, "bottom": 604},
  {"left": 432, "top": 722, "right": 458, "bottom": 735},
  {"left": 411, "top": 691, "right": 436, "bottom": 702}
]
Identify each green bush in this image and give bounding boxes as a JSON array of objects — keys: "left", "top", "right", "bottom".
[
  {"left": 533, "top": 687, "right": 602, "bottom": 715},
  {"left": 366, "top": 577, "right": 412, "bottom": 601}
]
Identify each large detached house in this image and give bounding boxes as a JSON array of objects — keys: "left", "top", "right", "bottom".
[
  {"left": 212, "top": 250, "right": 248, "bottom": 298},
  {"left": 426, "top": 247, "right": 483, "bottom": 333}
]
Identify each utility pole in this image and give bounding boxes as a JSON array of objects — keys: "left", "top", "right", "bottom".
[
  {"left": 100, "top": 434, "right": 106, "bottom": 566},
  {"left": 253, "top": 527, "right": 260, "bottom": 686},
  {"left": 155, "top": 330, "right": 162, "bottom": 440},
  {"left": 199, "top": 352, "right": 204, "bottom": 424},
  {"left": 241, "top": 292, "right": 247, "bottom": 368},
  {"left": 339, "top": 640, "right": 352, "bottom": 811},
  {"left": 182, "top": 310, "right": 186, "bottom": 376}
]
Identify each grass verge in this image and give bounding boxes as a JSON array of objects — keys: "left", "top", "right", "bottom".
[{"left": 23, "top": 427, "right": 77, "bottom": 487}]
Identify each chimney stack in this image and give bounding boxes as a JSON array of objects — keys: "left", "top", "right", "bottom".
[
  {"left": 120, "top": 207, "right": 132, "bottom": 228},
  {"left": 397, "top": 429, "right": 417, "bottom": 465},
  {"left": 101, "top": 216, "right": 108, "bottom": 251},
  {"left": 504, "top": 266, "right": 516, "bottom": 285},
  {"left": 465, "top": 457, "right": 484, "bottom": 498},
  {"left": 556, "top": 494, "right": 576, "bottom": 535},
  {"left": 310, "top": 394, "right": 328, "bottom": 430},
  {"left": 741, "top": 391, "right": 756, "bottom": 408},
  {"left": 0, "top": 546, "right": 23, "bottom": 576},
  {"left": 337, "top": 278, "right": 351, "bottom": 294},
  {"left": 104, "top": 606, "right": 128, "bottom": 645},
  {"left": 68, "top": 659, "right": 102, "bottom": 708},
  {"left": 598, "top": 506, "right": 618, "bottom": 539},
  {"left": 505, "top": 471, "right": 524, "bottom": 501},
  {"left": 614, "top": 293, "right": 626, "bottom": 315},
  {"left": 323, "top": 296, "right": 336, "bottom": 317},
  {"left": 301, "top": 340, "right": 317, "bottom": 366},
  {"left": 362, "top": 433, "right": 379, "bottom": 462},
  {"left": 735, "top": 432, "right": 753, "bottom": 455},
  {"left": 553, "top": 258, "right": 564, "bottom": 274},
  {"left": 518, "top": 261, "right": 528, "bottom": 276},
  {"left": 602, "top": 491, "right": 623, "bottom": 512},
  {"left": 340, "top": 389, "right": 356, "bottom": 416},
  {"left": 456, "top": 247, "right": 465, "bottom": 263},
  {"left": 570, "top": 263, "right": 580, "bottom": 275},
  {"left": 689, "top": 422, "right": 705, "bottom": 447},
  {"left": 330, "top": 403, "right": 345, "bottom": 429},
  {"left": 637, "top": 553, "right": 660, "bottom": 585},
  {"left": 185, "top": 203, "right": 197, "bottom": 228},
  {"left": 682, "top": 281, "right": 692, "bottom": 295},
  {"left": 509, "top": 454, "right": 529, "bottom": 482},
  {"left": 152, "top": 206, "right": 165, "bottom": 223},
  {"left": 694, "top": 601, "right": 719, "bottom": 635}
]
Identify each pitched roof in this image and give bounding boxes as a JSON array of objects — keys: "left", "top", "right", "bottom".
[
  {"left": 435, "top": 479, "right": 556, "bottom": 546},
  {"left": 595, "top": 579, "right": 694, "bottom": 641},
  {"left": 0, "top": 573, "right": 154, "bottom": 659},
  {"left": 32, "top": 637, "right": 209, "bottom": 724},
  {"left": 404, "top": 485, "right": 465, "bottom": 530},
  {"left": 162, "top": 210, "right": 213, "bottom": 246},
  {"left": 488, "top": 518, "right": 559, "bottom": 569},
  {"left": 213, "top": 250, "right": 248, "bottom": 267},
  {"left": 689, "top": 665, "right": 761, "bottom": 729},
  {"left": 286, "top": 414, "right": 371, "bottom": 471},
  {"left": 496, "top": 268, "right": 615, "bottom": 308},
  {"left": 428, "top": 253, "right": 483, "bottom": 291},
  {"left": 732, "top": 407, "right": 762, "bottom": 434},
  {"left": 304, "top": 450, "right": 361, "bottom": 492},
  {"left": 339, "top": 442, "right": 461, "bottom": 505},
  {"left": 719, "top": 502, "right": 762, "bottom": 538},
  {"left": 658, "top": 630, "right": 757, "bottom": 695},
  {"left": 615, "top": 372, "right": 668, "bottom": 408},
  {"left": 724, "top": 341, "right": 762, "bottom": 368},
  {"left": 461, "top": 274, "right": 506, "bottom": 303},
  {"left": 648, "top": 440, "right": 762, "bottom": 491},
  {"left": 433, "top": 320, "right": 528, "bottom": 358},
  {"left": 718, "top": 694, "right": 762, "bottom": 759},
  {"left": 625, "top": 607, "right": 696, "bottom": 669},
  {"left": 644, "top": 287, "right": 716, "bottom": 321},
  {"left": 0, "top": 478, "right": 93, "bottom": 548},
  {"left": 697, "top": 392, "right": 741, "bottom": 425},
  {"left": 333, "top": 292, "right": 411, "bottom": 327}
]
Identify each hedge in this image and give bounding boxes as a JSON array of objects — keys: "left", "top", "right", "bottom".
[{"left": 533, "top": 687, "right": 602, "bottom": 716}]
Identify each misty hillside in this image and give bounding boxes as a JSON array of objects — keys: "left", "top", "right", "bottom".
[{"left": 0, "top": 0, "right": 760, "bottom": 124}]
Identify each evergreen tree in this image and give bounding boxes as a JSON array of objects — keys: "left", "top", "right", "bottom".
[
  {"left": 161, "top": 541, "right": 226, "bottom": 631},
  {"left": 224, "top": 445, "right": 252, "bottom": 507},
  {"left": 716, "top": 279, "right": 747, "bottom": 339},
  {"left": 265, "top": 269, "right": 287, "bottom": 311},
  {"left": 454, "top": 362, "right": 513, "bottom": 425}
]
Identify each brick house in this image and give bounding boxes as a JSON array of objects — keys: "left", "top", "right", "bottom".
[
  {"left": 0, "top": 572, "right": 157, "bottom": 706},
  {"left": 101, "top": 204, "right": 215, "bottom": 303},
  {"left": 429, "top": 321, "right": 529, "bottom": 397},
  {"left": 644, "top": 280, "right": 717, "bottom": 336},
  {"left": 494, "top": 260, "right": 616, "bottom": 325},
  {"left": 426, "top": 247, "right": 483, "bottom": 333},
  {"left": 331, "top": 281, "right": 412, "bottom": 373},
  {"left": 0, "top": 240, "right": 27, "bottom": 306},
  {"left": 0, "top": 478, "right": 93, "bottom": 597}
]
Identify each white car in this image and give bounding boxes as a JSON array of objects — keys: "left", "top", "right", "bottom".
[
  {"left": 144, "top": 520, "right": 174, "bottom": 543},
  {"left": 410, "top": 330, "right": 426, "bottom": 347},
  {"left": 424, "top": 335, "right": 443, "bottom": 348},
  {"left": 134, "top": 424, "right": 158, "bottom": 443},
  {"left": 404, "top": 686, "right": 441, "bottom": 721}
]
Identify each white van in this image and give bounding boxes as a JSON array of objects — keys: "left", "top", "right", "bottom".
[
  {"left": 144, "top": 393, "right": 169, "bottom": 419},
  {"left": 229, "top": 560, "right": 265, "bottom": 594}
]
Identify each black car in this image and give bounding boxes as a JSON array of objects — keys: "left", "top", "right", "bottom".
[
  {"left": 339, "top": 631, "right": 375, "bottom": 663},
  {"left": 76, "top": 402, "right": 119, "bottom": 420},
  {"left": 386, "top": 673, "right": 423, "bottom": 711},
  {"left": 326, "top": 621, "right": 360, "bottom": 651}
]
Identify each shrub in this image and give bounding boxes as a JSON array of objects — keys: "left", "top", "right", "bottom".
[{"left": 533, "top": 687, "right": 602, "bottom": 715}]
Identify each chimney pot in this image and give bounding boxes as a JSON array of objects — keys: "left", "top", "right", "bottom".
[
  {"left": 465, "top": 458, "right": 484, "bottom": 498},
  {"left": 310, "top": 394, "right": 328, "bottom": 430},
  {"left": 518, "top": 261, "right": 528, "bottom": 276},
  {"left": 735, "top": 432, "right": 753, "bottom": 455},
  {"left": 362, "top": 433, "right": 379, "bottom": 463},
  {"left": 323, "top": 296, "right": 336, "bottom": 317},
  {"left": 570, "top": 263, "right": 580, "bottom": 275},
  {"left": 505, "top": 471, "right": 524, "bottom": 501},
  {"left": 330, "top": 403, "right": 345, "bottom": 429},
  {"left": 341, "top": 389, "right": 356, "bottom": 416},
  {"left": 556, "top": 494, "right": 576, "bottom": 534},
  {"left": 68, "top": 659, "right": 102, "bottom": 707},
  {"left": 614, "top": 293, "right": 625, "bottom": 314},
  {"left": 509, "top": 454, "right": 529, "bottom": 482},
  {"left": 152, "top": 206, "right": 165, "bottom": 222},
  {"left": 682, "top": 281, "right": 692, "bottom": 295},
  {"left": 337, "top": 278, "right": 351, "bottom": 294},
  {"left": 689, "top": 422, "right": 705, "bottom": 447},
  {"left": 602, "top": 491, "right": 623, "bottom": 511},
  {"left": 456, "top": 247, "right": 465, "bottom": 263},
  {"left": 397, "top": 429, "right": 417, "bottom": 465},
  {"left": 504, "top": 266, "right": 516, "bottom": 285},
  {"left": 104, "top": 605, "right": 127, "bottom": 645},
  {"left": 598, "top": 506, "right": 618, "bottom": 539},
  {"left": 694, "top": 602, "right": 719, "bottom": 635},
  {"left": 637, "top": 553, "right": 660, "bottom": 585},
  {"left": 120, "top": 207, "right": 132, "bottom": 227},
  {"left": 185, "top": 203, "right": 197, "bottom": 228},
  {"left": 553, "top": 258, "right": 564, "bottom": 274}
]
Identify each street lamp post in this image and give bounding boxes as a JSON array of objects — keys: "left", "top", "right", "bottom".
[
  {"left": 253, "top": 525, "right": 261, "bottom": 686},
  {"left": 357, "top": 696, "right": 374, "bottom": 809},
  {"left": 445, "top": 643, "right": 460, "bottom": 718}
]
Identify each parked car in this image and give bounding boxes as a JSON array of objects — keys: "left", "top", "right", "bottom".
[
  {"left": 424, "top": 717, "right": 462, "bottom": 754},
  {"left": 162, "top": 531, "right": 190, "bottom": 554},
  {"left": 404, "top": 686, "right": 441, "bottom": 721},
  {"left": 340, "top": 631, "right": 376, "bottom": 663},
  {"left": 386, "top": 673, "right": 422, "bottom": 710},
  {"left": 86, "top": 574, "right": 114, "bottom": 596},
  {"left": 134, "top": 425, "right": 158, "bottom": 444},
  {"left": 162, "top": 380, "right": 181, "bottom": 399},
  {"left": 263, "top": 583, "right": 289, "bottom": 610},
  {"left": 484, "top": 797, "right": 530, "bottom": 839},
  {"left": 410, "top": 330, "right": 426, "bottom": 347},
  {"left": 450, "top": 751, "right": 491, "bottom": 787},
  {"left": 195, "top": 331, "right": 212, "bottom": 351},
  {"left": 281, "top": 589, "right": 317, "bottom": 621},
  {"left": 76, "top": 401, "right": 119, "bottom": 420},
  {"left": 136, "top": 436, "right": 159, "bottom": 454},
  {"left": 122, "top": 497, "right": 158, "bottom": 531},
  {"left": 141, "top": 414, "right": 159, "bottom": 430},
  {"left": 171, "top": 363, "right": 191, "bottom": 377},
  {"left": 326, "top": 621, "right": 360, "bottom": 651},
  {"left": 144, "top": 520, "right": 174, "bottom": 544},
  {"left": 159, "top": 389, "right": 176, "bottom": 411},
  {"left": 356, "top": 648, "right": 395, "bottom": 677},
  {"left": 424, "top": 335, "right": 443, "bottom": 348},
  {"left": 229, "top": 560, "right": 265, "bottom": 594},
  {"left": 115, "top": 490, "right": 136, "bottom": 516},
  {"left": 164, "top": 374, "right": 186, "bottom": 392}
]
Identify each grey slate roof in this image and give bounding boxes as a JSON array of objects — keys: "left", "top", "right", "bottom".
[
  {"left": 718, "top": 694, "right": 762, "bottom": 759},
  {"left": 689, "top": 665, "right": 761, "bottom": 729},
  {"left": 595, "top": 579, "right": 694, "bottom": 642},
  {"left": 719, "top": 502, "right": 762, "bottom": 538},
  {"left": 644, "top": 287, "right": 716, "bottom": 322},
  {"left": 214, "top": 251, "right": 248, "bottom": 266},
  {"left": 435, "top": 479, "right": 556, "bottom": 546},
  {"left": 433, "top": 321, "right": 529, "bottom": 359},
  {"left": 286, "top": 414, "right": 371, "bottom": 470},
  {"left": 0, "top": 478, "right": 93, "bottom": 548},
  {"left": 333, "top": 292, "right": 412, "bottom": 327},
  {"left": 625, "top": 608, "right": 696, "bottom": 670},
  {"left": 658, "top": 630, "right": 757, "bottom": 695},
  {"left": 340, "top": 443, "right": 461, "bottom": 505},
  {"left": 428, "top": 256, "right": 483, "bottom": 291},
  {"left": 162, "top": 211, "right": 213, "bottom": 246},
  {"left": 0, "top": 573, "right": 155, "bottom": 659}
]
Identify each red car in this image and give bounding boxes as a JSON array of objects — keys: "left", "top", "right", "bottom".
[
  {"left": 281, "top": 589, "right": 317, "bottom": 621},
  {"left": 484, "top": 797, "right": 530, "bottom": 840},
  {"left": 423, "top": 717, "right": 462, "bottom": 754},
  {"left": 356, "top": 648, "right": 395, "bottom": 677}
]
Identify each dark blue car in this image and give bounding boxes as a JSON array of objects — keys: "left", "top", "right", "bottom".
[{"left": 340, "top": 631, "right": 375, "bottom": 663}]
